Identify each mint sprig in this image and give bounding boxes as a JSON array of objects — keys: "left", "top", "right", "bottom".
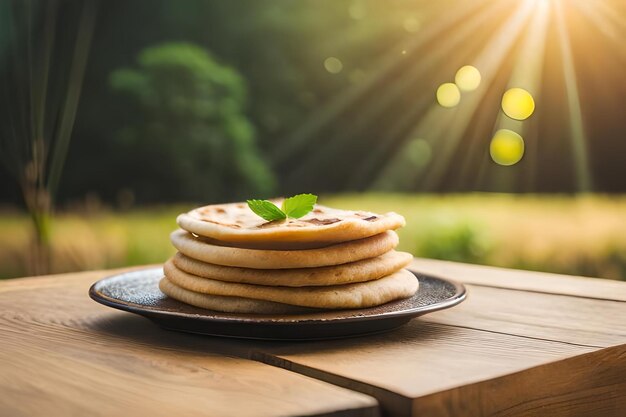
[
  {"left": 246, "top": 199, "right": 287, "bottom": 221},
  {"left": 282, "top": 193, "right": 317, "bottom": 218},
  {"left": 247, "top": 193, "right": 317, "bottom": 222}
]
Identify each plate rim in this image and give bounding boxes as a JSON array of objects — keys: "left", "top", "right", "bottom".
[{"left": 89, "top": 267, "right": 466, "bottom": 325}]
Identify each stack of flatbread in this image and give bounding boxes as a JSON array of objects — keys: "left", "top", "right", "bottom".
[{"left": 160, "top": 200, "right": 418, "bottom": 314}]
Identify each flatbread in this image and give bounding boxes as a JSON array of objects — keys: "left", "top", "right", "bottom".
[
  {"left": 159, "top": 277, "right": 316, "bottom": 314},
  {"left": 177, "top": 201, "right": 405, "bottom": 248},
  {"left": 171, "top": 250, "right": 413, "bottom": 287},
  {"left": 170, "top": 229, "right": 399, "bottom": 269},
  {"left": 164, "top": 262, "right": 419, "bottom": 309}
]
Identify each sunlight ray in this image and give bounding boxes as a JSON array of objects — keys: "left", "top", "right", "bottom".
[
  {"left": 422, "top": 0, "right": 535, "bottom": 191},
  {"left": 271, "top": 1, "right": 486, "bottom": 166},
  {"left": 346, "top": 0, "right": 514, "bottom": 189},
  {"left": 382, "top": 0, "right": 534, "bottom": 191},
  {"left": 596, "top": 0, "right": 626, "bottom": 28},
  {"left": 311, "top": 0, "right": 448, "bottom": 56},
  {"left": 555, "top": 0, "right": 593, "bottom": 192},
  {"left": 571, "top": 0, "right": 626, "bottom": 61},
  {"left": 477, "top": 0, "right": 550, "bottom": 191},
  {"left": 284, "top": 2, "right": 502, "bottom": 187}
]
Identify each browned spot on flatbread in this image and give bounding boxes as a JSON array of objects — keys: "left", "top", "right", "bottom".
[
  {"left": 304, "top": 218, "right": 342, "bottom": 226},
  {"left": 362, "top": 216, "right": 378, "bottom": 221},
  {"left": 198, "top": 218, "right": 241, "bottom": 228},
  {"left": 255, "top": 219, "right": 285, "bottom": 229}
]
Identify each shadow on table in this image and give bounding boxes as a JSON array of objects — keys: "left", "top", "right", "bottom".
[
  {"left": 88, "top": 312, "right": 254, "bottom": 356},
  {"left": 88, "top": 312, "right": 455, "bottom": 358}
]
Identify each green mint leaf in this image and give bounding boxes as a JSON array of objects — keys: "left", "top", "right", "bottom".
[
  {"left": 281, "top": 193, "right": 318, "bottom": 219},
  {"left": 247, "top": 199, "right": 287, "bottom": 221}
]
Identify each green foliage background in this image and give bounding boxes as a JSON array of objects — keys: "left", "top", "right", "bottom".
[
  {"left": 1, "top": 1, "right": 625, "bottom": 280},
  {"left": 108, "top": 42, "right": 274, "bottom": 202},
  {"left": 2, "top": 0, "right": 626, "bottom": 205}
]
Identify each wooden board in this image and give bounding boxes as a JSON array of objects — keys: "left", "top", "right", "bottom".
[
  {"left": 253, "top": 265, "right": 626, "bottom": 416},
  {"left": 0, "top": 270, "right": 378, "bottom": 417},
  {"left": 252, "top": 321, "right": 612, "bottom": 416},
  {"left": 2, "top": 263, "right": 625, "bottom": 417},
  {"left": 411, "top": 258, "right": 626, "bottom": 301},
  {"left": 423, "top": 284, "right": 626, "bottom": 347}
]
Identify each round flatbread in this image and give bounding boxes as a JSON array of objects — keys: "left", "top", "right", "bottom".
[
  {"left": 164, "top": 262, "right": 419, "bottom": 309},
  {"left": 171, "top": 250, "right": 413, "bottom": 287},
  {"left": 159, "top": 277, "right": 315, "bottom": 314},
  {"left": 177, "top": 201, "right": 405, "bottom": 248},
  {"left": 170, "top": 229, "right": 399, "bottom": 269}
]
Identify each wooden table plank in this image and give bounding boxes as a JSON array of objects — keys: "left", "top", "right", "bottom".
[
  {"left": 253, "top": 264, "right": 626, "bottom": 416},
  {"left": 0, "top": 270, "right": 378, "bottom": 417},
  {"left": 411, "top": 258, "right": 626, "bottom": 301},
  {"left": 252, "top": 321, "right": 616, "bottom": 417},
  {"left": 3, "top": 264, "right": 626, "bottom": 417},
  {"left": 410, "top": 344, "right": 626, "bottom": 416},
  {"left": 423, "top": 284, "right": 626, "bottom": 348}
]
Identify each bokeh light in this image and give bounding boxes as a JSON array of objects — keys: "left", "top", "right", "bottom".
[
  {"left": 490, "top": 129, "right": 525, "bottom": 166},
  {"left": 501, "top": 88, "right": 535, "bottom": 120},
  {"left": 436, "top": 83, "right": 461, "bottom": 108},
  {"left": 455, "top": 65, "right": 481, "bottom": 92},
  {"left": 324, "top": 57, "right": 343, "bottom": 74}
]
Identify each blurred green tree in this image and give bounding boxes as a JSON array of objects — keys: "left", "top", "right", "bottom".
[{"left": 109, "top": 42, "right": 275, "bottom": 202}]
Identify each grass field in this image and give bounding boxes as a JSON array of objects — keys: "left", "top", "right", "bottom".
[{"left": 1, "top": 193, "right": 625, "bottom": 280}]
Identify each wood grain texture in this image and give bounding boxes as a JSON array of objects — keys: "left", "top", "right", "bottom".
[
  {"left": 411, "top": 258, "right": 626, "bottom": 301},
  {"left": 0, "top": 270, "right": 378, "bottom": 417},
  {"left": 3, "top": 262, "right": 626, "bottom": 417},
  {"left": 253, "top": 320, "right": 599, "bottom": 416},
  {"left": 423, "top": 284, "right": 626, "bottom": 347},
  {"left": 255, "top": 265, "right": 626, "bottom": 416},
  {"left": 412, "top": 344, "right": 626, "bottom": 417}
]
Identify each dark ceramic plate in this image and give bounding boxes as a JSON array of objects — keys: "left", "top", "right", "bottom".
[{"left": 89, "top": 268, "right": 466, "bottom": 340}]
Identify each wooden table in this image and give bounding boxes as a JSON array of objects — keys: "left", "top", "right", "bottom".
[{"left": 1, "top": 259, "right": 625, "bottom": 417}]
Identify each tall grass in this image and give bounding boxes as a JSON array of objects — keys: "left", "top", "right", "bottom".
[{"left": 0, "top": 1, "right": 97, "bottom": 275}]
